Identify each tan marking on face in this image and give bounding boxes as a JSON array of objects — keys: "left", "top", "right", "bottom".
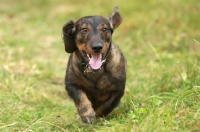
[
  {"left": 97, "top": 24, "right": 108, "bottom": 31},
  {"left": 76, "top": 42, "right": 85, "bottom": 51},
  {"left": 102, "top": 41, "right": 110, "bottom": 53}
]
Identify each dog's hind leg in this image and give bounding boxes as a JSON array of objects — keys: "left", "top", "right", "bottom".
[{"left": 94, "top": 89, "right": 124, "bottom": 117}]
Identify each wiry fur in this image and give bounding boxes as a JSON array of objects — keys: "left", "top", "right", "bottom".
[{"left": 62, "top": 7, "right": 126, "bottom": 124}]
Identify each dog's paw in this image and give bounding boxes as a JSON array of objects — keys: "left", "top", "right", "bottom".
[{"left": 81, "top": 111, "right": 95, "bottom": 124}]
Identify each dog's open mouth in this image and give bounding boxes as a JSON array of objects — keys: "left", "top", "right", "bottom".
[{"left": 87, "top": 54, "right": 103, "bottom": 70}]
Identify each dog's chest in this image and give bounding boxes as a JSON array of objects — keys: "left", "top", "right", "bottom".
[{"left": 83, "top": 69, "right": 114, "bottom": 91}]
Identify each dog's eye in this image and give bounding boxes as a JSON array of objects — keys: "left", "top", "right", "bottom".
[
  {"left": 81, "top": 28, "right": 87, "bottom": 33},
  {"left": 103, "top": 28, "right": 108, "bottom": 32}
]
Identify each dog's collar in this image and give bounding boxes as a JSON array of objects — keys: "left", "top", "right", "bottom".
[{"left": 81, "top": 42, "right": 112, "bottom": 74}]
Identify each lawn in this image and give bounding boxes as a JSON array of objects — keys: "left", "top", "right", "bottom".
[{"left": 0, "top": 0, "right": 200, "bottom": 131}]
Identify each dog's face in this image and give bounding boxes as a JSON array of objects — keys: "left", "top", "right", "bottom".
[
  {"left": 63, "top": 7, "right": 122, "bottom": 70},
  {"left": 74, "top": 16, "right": 112, "bottom": 70}
]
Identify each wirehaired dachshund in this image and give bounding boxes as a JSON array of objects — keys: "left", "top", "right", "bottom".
[{"left": 62, "top": 7, "right": 126, "bottom": 124}]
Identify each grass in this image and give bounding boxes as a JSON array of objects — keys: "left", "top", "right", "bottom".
[{"left": 0, "top": 0, "right": 200, "bottom": 131}]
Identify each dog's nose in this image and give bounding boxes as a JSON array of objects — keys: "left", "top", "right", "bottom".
[{"left": 92, "top": 43, "right": 102, "bottom": 53}]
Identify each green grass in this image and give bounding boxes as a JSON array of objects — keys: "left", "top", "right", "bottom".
[{"left": 0, "top": 0, "right": 200, "bottom": 131}]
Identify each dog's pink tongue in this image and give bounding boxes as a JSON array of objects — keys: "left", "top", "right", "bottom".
[{"left": 89, "top": 54, "right": 102, "bottom": 69}]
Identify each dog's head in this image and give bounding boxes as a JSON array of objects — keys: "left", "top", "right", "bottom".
[{"left": 62, "top": 7, "right": 122, "bottom": 70}]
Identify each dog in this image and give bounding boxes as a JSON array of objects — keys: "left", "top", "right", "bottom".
[{"left": 62, "top": 7, "right": 126, "bottom": 124}]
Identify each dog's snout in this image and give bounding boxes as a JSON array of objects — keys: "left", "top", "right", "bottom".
[{"left": 92, "top": 43, "right": 102, "bottom": 53}]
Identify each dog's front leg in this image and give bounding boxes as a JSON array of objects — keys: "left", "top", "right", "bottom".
[
  {"left": 76, "top": 90, "right": 95, "bottom": 124},
  {"left": 66, "top": 83, "right": 95, "bottom": 124}
]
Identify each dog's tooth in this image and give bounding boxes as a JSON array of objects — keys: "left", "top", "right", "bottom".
[{"left": 87, "top": 54, "right": 90, "bottom": 59}]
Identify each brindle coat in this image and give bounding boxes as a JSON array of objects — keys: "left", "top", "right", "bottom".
[{"left": 62, "top": 7, "right": 126, "bottom": 124}]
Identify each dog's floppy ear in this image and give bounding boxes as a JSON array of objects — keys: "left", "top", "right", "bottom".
[
  {"left": 62, "top": 20, "right": 77, "bottom": 53},
  {"left": 108, "top": 6, "right": 123, "bottom": 29}
]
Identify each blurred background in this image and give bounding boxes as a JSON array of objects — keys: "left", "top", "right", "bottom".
[{"left": 0, "top": 0, "right": 200, "bottom": 131}]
